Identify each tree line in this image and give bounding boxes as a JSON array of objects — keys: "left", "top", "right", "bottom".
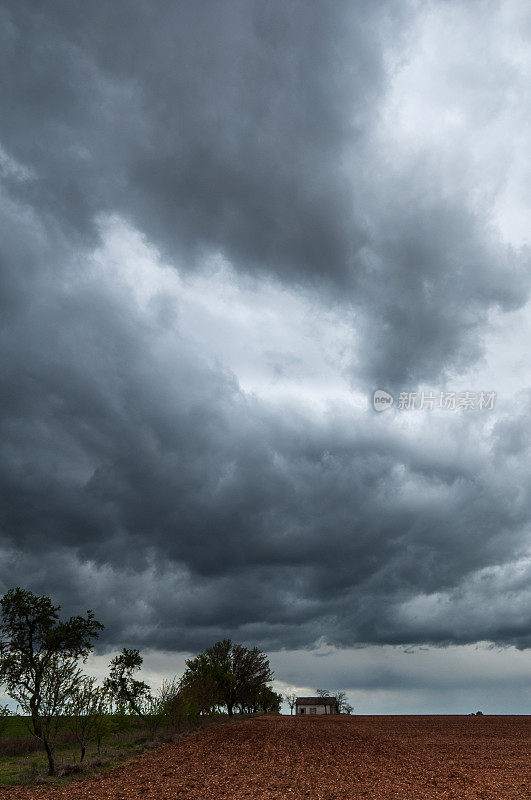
[{"left": 0, "top": 588, "right": 282, "bottom": 775}]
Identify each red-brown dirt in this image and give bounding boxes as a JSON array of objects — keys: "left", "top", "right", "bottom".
[{"left": 2, "top": 714, "right": 531, "bottom": 799}]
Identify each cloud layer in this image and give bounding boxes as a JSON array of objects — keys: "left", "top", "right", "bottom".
[{"left": 2, "top": 0, "right": 531, "bottom": 702}]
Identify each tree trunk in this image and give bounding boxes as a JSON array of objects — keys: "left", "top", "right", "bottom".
[
  {"left": 227, "top": 703, "right": 234, "bottom": 716},
  {"left": 80, "top": 742, "right": 86, "bottom": 762},
  {"left": 30, "top": 703, "right": 42, "bottom": 740},
  {"left": 43, "top": 737, "right": 55, "bottom": 776}
]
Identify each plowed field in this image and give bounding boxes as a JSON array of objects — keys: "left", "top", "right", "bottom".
[{"left": 2, "top": 715, "right": 531, "bottom": 799}]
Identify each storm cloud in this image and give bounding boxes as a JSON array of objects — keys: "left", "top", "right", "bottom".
[{"left": 2, "top": 0, "right": 531, "bottom": 705}]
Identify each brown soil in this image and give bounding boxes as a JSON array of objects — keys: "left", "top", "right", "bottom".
[{"left": 2, "top": 714, "right": 531, "bottom": 799}]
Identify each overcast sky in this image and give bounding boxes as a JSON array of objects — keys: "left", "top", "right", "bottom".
[{"left": 2, "top": 0, "right": 531, "bottom": 713}]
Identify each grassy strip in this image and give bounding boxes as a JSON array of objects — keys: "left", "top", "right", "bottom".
[{"left": 0, "top": 714, "right": 242, "bottom": 786}]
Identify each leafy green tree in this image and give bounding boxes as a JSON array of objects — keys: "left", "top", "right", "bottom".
[
  {"left": 0, "top": 588, "right": 103, "bottom": 775},
  {"left": 104, "top": 648, "right": 152, "bottom": 717},
  {"left": 178, "top": 640, "right": 274, "bottom": 717},
  {"left": 205, "top": 639, "right": 273, "bottom": 716},
  {"left": 262, "top": 686, "right": 282, "bottom": 713},
  {"left": 177, "top": 653, "right": 227, "bottom": 715},
  {"left": 242, "top": 685, "right": 282, "bottom": 713}
]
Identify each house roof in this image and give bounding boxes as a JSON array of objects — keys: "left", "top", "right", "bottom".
[{"left": 295, "top": 696, "right": 338, "bottom": 705}]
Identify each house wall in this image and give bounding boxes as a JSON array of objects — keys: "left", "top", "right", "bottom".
[{"left": 297, "top": 704, "right": 334, "bottom": 715}]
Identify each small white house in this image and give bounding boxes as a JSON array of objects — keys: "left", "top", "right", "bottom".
[{"left": 295, "top": 696, "right": 339, "bottom": 715}]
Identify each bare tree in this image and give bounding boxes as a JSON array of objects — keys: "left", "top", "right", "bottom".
[
  {"left": 335, "top": 691, "right": 347, "bottom": 712},
  {"left": 13, "top": 657, "right": 82, "bottom": 775},
  {"left": 284, "top": 692, "right": 297, "bottom": 715},
  {"left": 159, "top": 677, "right": 179, "bottom": 707},
  {"left": 157, "top": 676, "right": 180, "bottom": 725},
  {"left": 335, "top": 691, "right": 353, "bottom": 714},
  {"left": 66, "top": 677, "right": 108, "bottom": 761},
  {"left": 141, "top": 694, "right": 165, "bottom": 739},
  {"left": 316, "top": 688, "right": 330, "bottom": 715}
]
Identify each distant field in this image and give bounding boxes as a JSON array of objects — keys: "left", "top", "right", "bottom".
[
  {"left": 1, "top": 714, "right": 531, "bottom": 798},
  {"left": 0, "top": 718, "right": 29, "bottom": 738},
  {"left": 0, "top": 715, "right": 142, "bottom": 739}
]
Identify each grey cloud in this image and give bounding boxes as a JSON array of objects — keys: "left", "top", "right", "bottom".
[
  {"left": 2, "top": 0, "right": 377, "bottom": 278},
  {"left": 1, "top": 208, "right": 531, "bottom": 653},
  {"left": 1, "top": 0, "right": 531, "bottom": 680},
  {"left": 2, "top": 0, "right": 526, "bottom": 387},
  {"left": 271, "top": 644, "right": 531, "bottom": 713}
]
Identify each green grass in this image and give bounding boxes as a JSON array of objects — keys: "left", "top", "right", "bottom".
[
  {"left": 0, "top": 714, "right": 231, "bottom": 786},
  {"left": 1, "top": 714, "right": 144, "bottom": 738},
  {"left": 0, "top": 715, "right": 153, "bottom": 785},
  {"left": 0, "top": 732, "right": 147, "bottom": 786},
  {"left": 0, "top": 717, "right": 30, "bottom": 738}
]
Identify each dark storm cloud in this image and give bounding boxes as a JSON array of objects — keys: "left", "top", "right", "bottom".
[
  {"left": 2, "top": 0, "right": 527, "bottom": 386},
  {"left": 2, "top": 0, "right": 379, "bottom": 277},
  {"left": 1, "top": 0, "right": 531, "bottom": 661},
  {"left": 356, "top": 195, "right": 529, "bottom": 387},
  {"left": 1, "top": 194, "right": 531, "bottom": 653}
]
